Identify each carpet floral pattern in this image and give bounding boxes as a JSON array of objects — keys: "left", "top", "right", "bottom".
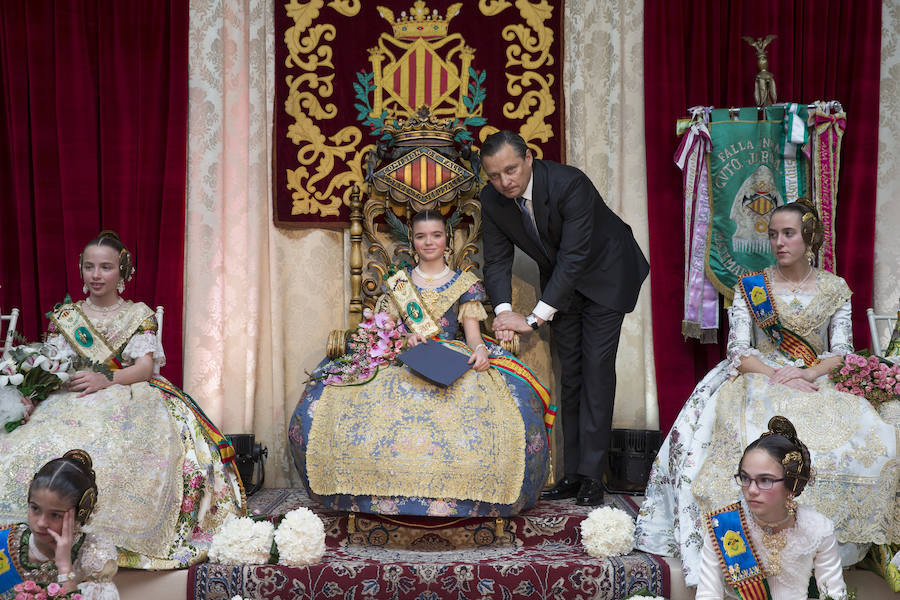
[{"left": 188, "top": 489, "right": 668, "bottom": 599}]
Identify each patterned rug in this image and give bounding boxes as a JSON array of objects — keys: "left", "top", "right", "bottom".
[{"left": 188, "top": 488, "right": 669, "bottom": 600}]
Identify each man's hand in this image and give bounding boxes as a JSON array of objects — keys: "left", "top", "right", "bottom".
[{"left": 492, "top": 311, "right": 533, "bottom": 334}]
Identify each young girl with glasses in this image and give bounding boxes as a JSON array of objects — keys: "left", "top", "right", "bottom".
[{"left": 696, "top": 416, "right": 847, "bottom": 599}]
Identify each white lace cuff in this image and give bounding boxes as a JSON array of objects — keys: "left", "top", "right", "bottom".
[
  {"left": 122, "top": 332, "right": 166, "bottom": 371},
  {"left": 728, "top": 347, "right": 764, "bottom": 377}
]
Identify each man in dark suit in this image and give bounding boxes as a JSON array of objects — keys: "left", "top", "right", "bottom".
[{"left": 479, "top": 130, "right": 649, "bottom": 506}]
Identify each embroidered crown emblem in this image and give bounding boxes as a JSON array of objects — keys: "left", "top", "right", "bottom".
[{"left": 377, "top": 1, "right": 462, "bottom": 41}]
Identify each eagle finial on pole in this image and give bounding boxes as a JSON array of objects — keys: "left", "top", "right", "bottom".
[{"left": 742, "top": 34, "right": 777, "bottom": 106}]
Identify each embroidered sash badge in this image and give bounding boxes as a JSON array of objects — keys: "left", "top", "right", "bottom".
[
  {"left": 706, "top": 503, "right": 772, "bottom": 600},
  {"left": 0, "top": 527, "right": 24, "bottom": 594},
  {"left": 385, "top": 269, "right": 441, "bottom": 338},
  {"left": 738, "top": 271, "right": 820, "bottom": 367}
]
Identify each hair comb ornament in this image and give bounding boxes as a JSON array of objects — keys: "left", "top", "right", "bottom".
[
  {"left": 77, "top": 487, "right": 97, "bottom": 524},
  {"left": 782, "top": 450, "right": 803, "bottom": 470}
]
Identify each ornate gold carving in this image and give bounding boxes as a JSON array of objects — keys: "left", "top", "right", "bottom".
[
  {"left": 326, "top": 328, "right": 348, "bottom": 359},
  {"left": 283, "top": 0, "right": 367, "bottom": 217},
  {"left": 478, "top": 0, "right": 557, "bottom": 157}
]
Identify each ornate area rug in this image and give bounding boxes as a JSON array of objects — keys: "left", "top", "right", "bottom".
[{"left": 187, "top": 489, "right": 669, "bottom": 599}]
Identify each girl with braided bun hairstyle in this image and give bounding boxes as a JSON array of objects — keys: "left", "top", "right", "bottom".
[
  {"left": 637, "top": 201, "right": 900, "bottom": 588},
  {"left": 1, "top": 450, "right": 120, "bottom": 599},
  {"left": 0, "top": 231, "right": 244, "bottom": 570},
  {"left": 697, "top": 417, "right": 847, "bottom": 599}
]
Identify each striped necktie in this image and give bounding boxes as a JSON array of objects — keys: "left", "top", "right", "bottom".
[{"left": 516, "top": 196, "right": 544, "bottom": 252}]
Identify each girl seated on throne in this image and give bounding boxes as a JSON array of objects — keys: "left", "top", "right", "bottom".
[
  {"left": 635, "top": 201, "right": 900, "bottom": 587},
  {"left": 0, "top": 231, "right": 244, "bottom": 569},
  {"left": 289, "top": 210, "right": 551, "bottom": 517}
]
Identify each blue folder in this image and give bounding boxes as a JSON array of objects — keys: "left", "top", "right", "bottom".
[{"left": 397, "top": 341, "right": 472, "bottom": 387}]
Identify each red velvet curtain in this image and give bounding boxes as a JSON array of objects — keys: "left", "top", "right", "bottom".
[
  {"left": 0, "top": 1, "right": 188, "bottom": 384},
  {"left": 644, "top": 0, "right": 881, "bottom": 432}
]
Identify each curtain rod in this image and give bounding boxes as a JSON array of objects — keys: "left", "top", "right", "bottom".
[{"left": 686, "top": 101, "right": 844, "bottom": 117}]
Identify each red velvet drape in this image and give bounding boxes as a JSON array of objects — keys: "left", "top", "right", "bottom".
[
  {"left": 0, "top": 1, "right": 188, "bottom": 384},
  {"left": 644, "top": 0, "right": 881, "bottom": 432}
]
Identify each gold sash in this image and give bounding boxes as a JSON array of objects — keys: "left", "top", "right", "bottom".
[
  {"left": 384, "top": 269, "right": 441, "bottom": 337},
  {"left": 48, "top": 301, "right": 154, "bottom": 366}
]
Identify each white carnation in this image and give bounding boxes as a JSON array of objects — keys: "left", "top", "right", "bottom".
[
  {"left": 208, "top": 514, "right": 274, "bottom": 565},
  {"left": 274, "top": 507, "right": 326, "bottom": 566},
  {"left": 580, "top": 505, "right": 635, "bottom": 558}
]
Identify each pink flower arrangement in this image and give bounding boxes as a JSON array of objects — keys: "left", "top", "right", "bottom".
[
  {"left": 321, "top": 309, "right": 407, "bottom": 386},
  {"left": 830, "top": 353, "right": 900, "bottom": 408},
  {"left": 13, "top": 579, "right": 83, "bottom": 599}
]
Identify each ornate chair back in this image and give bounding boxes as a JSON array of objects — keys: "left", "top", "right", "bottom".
[
  {"left": 328, "top": 108, "right": 487, "bottom": 357},
  {"left": 867, "top": 307, "right": 898, "bottom": 357},
  {"left": 1, "top": 307, "right": 20, "bottom": 352},
  {"left": 155, "top": 305, "right": 165, "bottom": 348}
]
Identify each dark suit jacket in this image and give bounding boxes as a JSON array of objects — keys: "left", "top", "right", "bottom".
[{"left": 481, "top": 159, "right": 649, "bottom": 314}]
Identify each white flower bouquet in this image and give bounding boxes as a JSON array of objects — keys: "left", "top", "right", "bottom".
[
  {"left": 208, "top": 514, "right": 275, "bottom": 565},
  {"left": 0, "top": 343, "right": 71, "bottom": 433},
  {"left": 273, "top": 507, "right": 326, "bottom": 566},
  {"left": 209, "top": 507, "right": 326, "bottom": 566},
  {"left": 580, "top": 505, "right": 635, "bottom": 558},
  {"left": 623, "top": 593, "right": 667, "bottom": 600}
]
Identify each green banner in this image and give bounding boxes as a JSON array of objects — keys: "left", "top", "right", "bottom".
[{"left": 706, "top": 106, "right": 809, "bottom": 296}]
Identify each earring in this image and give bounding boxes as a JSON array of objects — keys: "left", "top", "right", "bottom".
[
  {"left": 82, "top": 283, "right": 88, "bottom": 295},
  {"left": 805, "top": 248, "right": 815, "bottom": 265},
  {"left": 117, "top": 280, "right": 125, "bottom": 294},
  {"left": 785, "top": 495, "right": 797, "bottom": 517}
]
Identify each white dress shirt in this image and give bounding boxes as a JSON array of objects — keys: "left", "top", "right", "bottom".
[{"left": 493, "top": 171, "right": 557, "bottom": 321}]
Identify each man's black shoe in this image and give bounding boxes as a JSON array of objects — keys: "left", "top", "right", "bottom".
[
  {"left": 575, "top": 477, "right": 605, "bottom": 506},
  {"left": 541, "top": 476, "right": 582, "bottom": 500}
]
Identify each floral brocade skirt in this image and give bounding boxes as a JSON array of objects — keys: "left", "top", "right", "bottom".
[
  {"left": 289, "top": 350, "right": 550, "bottom": 517},
  {"left": 0, "top": 379, "right": 244, "bottom": 569},
  {"left": 635, "top": 364, "right": 900, "bottom": 587}
]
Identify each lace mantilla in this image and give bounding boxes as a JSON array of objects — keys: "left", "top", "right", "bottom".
[
  {"left": 727, "top": 269, "right": 852, "bottom": 367},
  {"left": 767, "top": 269, "right": 851, "bottom": 339},
  {"left": 417, "top": 270, "right": 481, "bottom": 322}
]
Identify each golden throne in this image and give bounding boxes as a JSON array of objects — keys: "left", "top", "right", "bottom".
[
  {"left": 324, "top": 0, "right": 511, "bottom": 355},
  {"left": 326, "top": 107, "right": 496, "bottom": 357}
]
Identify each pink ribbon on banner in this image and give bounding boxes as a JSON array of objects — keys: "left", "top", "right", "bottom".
[
  {"left": 812, "top": 110, "right": 846, "bottom": 273},
  {"left": 676, "top": 112, "right": 719, "bottom": 342}
]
